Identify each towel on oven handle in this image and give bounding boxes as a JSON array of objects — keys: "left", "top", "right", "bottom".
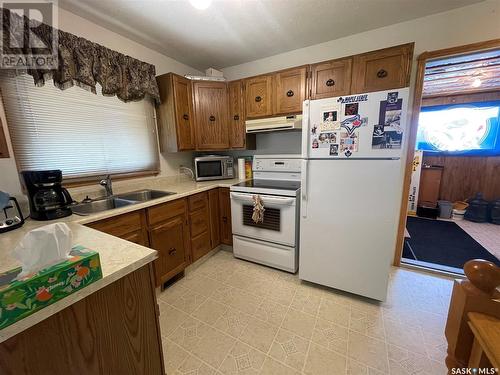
[{"left": 252, "top": 195, "right": 265, "bottom": 223}]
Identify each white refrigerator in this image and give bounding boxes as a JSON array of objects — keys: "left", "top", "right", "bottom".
[{"left": 299, "top": 88, "right": 409, "bottom": 301}]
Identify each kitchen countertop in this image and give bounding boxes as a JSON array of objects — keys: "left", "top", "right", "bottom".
[{"left": 0, "top": 177, "right": 240, "bottom": 343}]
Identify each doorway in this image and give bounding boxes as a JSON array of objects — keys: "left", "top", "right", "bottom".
[{"left": 395, "top": 39, "right": 500, "bottom": 274}]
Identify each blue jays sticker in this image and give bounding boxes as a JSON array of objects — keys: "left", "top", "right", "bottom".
[
  {"left": 337, "top": 94, "right": 368, "bottom": 104},
  {"left": 340, "top": 114, "right": 367, "bottom": 136}
]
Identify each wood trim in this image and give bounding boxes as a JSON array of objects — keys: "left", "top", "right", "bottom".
[
  {"left": 424, "top": 39, "right": 500, "bottom": 61},
  {"left": 393, "top": 53, "right": 427, "bottom": 267},
  {"left": 393, "top": 38, "right": 500, "bottom": 267},
  {"left": 422, "top": 91, "right": 500, "bottom": 106},
  {"left": 0, "top": 119, "right": 10, "bottom": 158}
]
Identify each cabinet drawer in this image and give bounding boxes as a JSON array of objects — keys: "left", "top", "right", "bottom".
[
  {"left": 147, "top": 198, "right": 187, "bottom": 226},
  {"left": 86, "top": 210, "right": 144, "bottom": 238},
  {"left": 191, "top": 231, "right": 211, "bottom": 262},
  {"left": 310, "top": 58, "right": 352, "bottom": 99},
  {"left": 188, "top": 192, "right": 208, "bottom": 212},
  {"left": 190, "top": 208, "right": 209, "bottom": 237},
  {"left": 352, "top": 43, "right": 413, "bottom": 94}
]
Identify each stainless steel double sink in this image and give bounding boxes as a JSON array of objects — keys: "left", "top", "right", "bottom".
[{"left": 71, "top": 189, "right": 176, "bottom": 215}]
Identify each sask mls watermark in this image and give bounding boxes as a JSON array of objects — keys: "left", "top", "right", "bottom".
[{"left": 0, "top": 0, "right": 58, "bottom": 69}]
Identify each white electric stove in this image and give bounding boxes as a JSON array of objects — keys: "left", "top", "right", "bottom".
[{"left": 230, "top": 155, "right": 301, "bottom": 273}]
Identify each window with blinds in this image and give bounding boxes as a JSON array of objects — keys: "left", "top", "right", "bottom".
[{"left": 0, "top": 73, "right": 159, "bottom": 180}]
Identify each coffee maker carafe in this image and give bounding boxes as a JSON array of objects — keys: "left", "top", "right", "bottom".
[{"left": 21, "top": 170, "right": 73, "bottom": 221}]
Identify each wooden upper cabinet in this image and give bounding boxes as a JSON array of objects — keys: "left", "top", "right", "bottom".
[
  {"left": 245, "top": 75, "right": 273, "bottom": 118},
  {"left": 0, "top": 123, "right": 9, "bottom": 159},
  {"left": 228, "top": 80, "right": 246, "bottom": 149},
  {"left": 310, "top": 58, "right": 352, "bottom": 99},
  {"left": 274, "top": 66, "right": 307, "bottom": 115},
  {"left": 156, "top": 73, "right": 195, "bottom": 152},
  {"left": 192, "top": 81, "right": 230, "bottom": 150},
  {"left": 351, "top": 43, "right": 414, "bottom": 94}
]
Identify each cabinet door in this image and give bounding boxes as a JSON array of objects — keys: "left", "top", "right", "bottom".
[
  {"left": 310, "top": 58, "right": 352, "bottom": 99},
  {"left": 173, "top": 75, "right": 195, "bottom": 150},
  {"left": 86, "top": 210, "right": 148, "bottom": 246},
  {"left": 274, "top": 67, "right": 307, "bottom": 115},
  {"left": 245, "top": 75, "right": 273, "bottom": 118},
  {"left": 208, "top": 188, "right": 220, "bottom": 249},
  {"left": 351, "top": 43, "right": 413, "bottom": 94},
  {"left": 193, "top": 81, "right": 230, "bottom": 150},
  {"left": 218, "top": 188, "right": 232, "bottom": 245},
  {"left": 228, "top": 80, "right": 246, "bottom": 148},
  {"left": 150, "top": 215, "right": 189, "bottom": 286}
]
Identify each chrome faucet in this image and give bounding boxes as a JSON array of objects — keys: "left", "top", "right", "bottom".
[{"left": 99, "top": 175, "right": 113, "bottom": 197}]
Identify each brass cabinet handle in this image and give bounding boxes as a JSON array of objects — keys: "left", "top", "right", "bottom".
[
  {"left": 377, "top": 69, "right": 388, "bottom": 78},
  {"left": 209, "top": 115, "right": 216, "bottom": 121},
  {"left": 286, "top": 90, "right": 294, "bottom": 97},
  {"left": 326, "top": 79, "right": 335, "bottom": 87},
  {"left": 233, "top": 114, "right": 240, "bottom": 121},
  {"left": 183, "top": 114, "right": 189, "bottom": 120},
  {"left": 255, "top": 96, "right": 262, "bottom": 102},
  {"left": 168, "top": 247, "right": 177, "bottom": 255}
]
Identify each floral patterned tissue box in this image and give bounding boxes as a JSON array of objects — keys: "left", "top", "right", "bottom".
[{"left": 0, "top": 245, "right": 102, "bottom": 330}]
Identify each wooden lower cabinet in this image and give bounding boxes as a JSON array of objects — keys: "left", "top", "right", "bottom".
[
  {"left": 147, "top": 198, "right": 191, "bottom": 286},
  {"left": 219, "top": 188, "right": 233, "bottom": 245},
  {"left": 208, "top": 189, "right": 221, "bottom": 248},
  {"left": 86, "top": 210, "right": 149, "bottom": 247},
  {"left": 0, "top": 264, "right": 164, "bottom": 374},
  {"left": 150, "top": 214, "right": 190, "bottom": 286},
  {"left": 188, "top": 192, "right": 212, "bottom": 262}
]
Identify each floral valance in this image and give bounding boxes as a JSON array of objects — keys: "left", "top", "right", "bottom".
[{"left": 1, "top": 7, "right": 160, "bottom": 103}]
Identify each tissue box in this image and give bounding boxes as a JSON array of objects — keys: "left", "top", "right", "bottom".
[{"left": 0, "top": 245, "right": 102, "bottom": 330}]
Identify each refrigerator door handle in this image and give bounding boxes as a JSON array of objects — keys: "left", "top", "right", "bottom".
[
  {"left": 301, "top": 100, "right": 310, "bottom": 159},
  {"left": 301, "top": 159, "right": 308, "bottom": 218}
]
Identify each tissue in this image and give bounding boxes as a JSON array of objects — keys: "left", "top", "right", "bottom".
[{"left": 13, "top": 223, "right": 73, "bottom": 279}]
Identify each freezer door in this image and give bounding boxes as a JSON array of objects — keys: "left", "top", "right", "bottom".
[
  {"left": 304, "top": 88, "right": 409, "bottom": 159},
  {"left": 299, "top": 159, "right": 402, "bottom": 301}
]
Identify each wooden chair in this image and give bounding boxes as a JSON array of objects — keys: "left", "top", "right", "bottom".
[{"left": 445, "top": 259, "right": 500, "bottom": 372}]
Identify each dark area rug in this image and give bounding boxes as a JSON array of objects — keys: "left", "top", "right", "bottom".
[{"left": 402, "top": 216, "right": 500, "bottom": 269}]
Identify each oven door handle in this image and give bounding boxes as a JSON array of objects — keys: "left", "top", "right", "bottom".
[{"left": 230, "top": 192, "right": 296, "bottom": 206}]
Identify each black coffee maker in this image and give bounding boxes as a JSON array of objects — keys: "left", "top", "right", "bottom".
[{"left": 21, "top": 170, "right": 73, "bottom": 220}]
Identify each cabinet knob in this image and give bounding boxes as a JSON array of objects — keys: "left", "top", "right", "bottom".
[
  {"left": 325, "top": 79, "right": 335, "bottom": 87},
  {"left": 286, "top": 90, "right": 294, "bottom": 97},
  {"left": 222, "top": 216, "right": 227, "bottom": 223},
  {"left": 209, "top": 115, "right": 216, "bottom": 122},
  {"left": 255, "top": 96, "right": 262, "bottom": 102},
  {"left": 169, "top": 247, "right": 177, "bottom": 255},
  {"left": 183, "top": 113, "right": 189, "bottom": 120},
  {"left": 233, "top": 114, "right": 240, "bottom": 121},
  {"left": 376, "top": 69, "right": 388, "bottom": 78}
]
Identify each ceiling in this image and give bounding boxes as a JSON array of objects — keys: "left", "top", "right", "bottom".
[{"left": 58, "top": 0, "right": 483, "bottom": 71}]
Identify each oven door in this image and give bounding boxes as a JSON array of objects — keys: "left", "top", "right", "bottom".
[
  {"left": 195, "top": 159, "right": 223, "bottom": 181},
  {"left": 230, "top": 192, "right": 297, "bottom": 247}
]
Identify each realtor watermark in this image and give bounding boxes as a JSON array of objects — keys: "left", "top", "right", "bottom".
[
  {"left": 451, "top": 368, "right": 499, "bottom": 375},
  {"left": 0, "top": 0, "right": 58, "bottom": 69}
]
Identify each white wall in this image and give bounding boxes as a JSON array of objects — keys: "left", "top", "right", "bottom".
[{"left": 0, "top": 7, "right": 201, "bottom": 201}]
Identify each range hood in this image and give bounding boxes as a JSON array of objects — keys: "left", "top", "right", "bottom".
[{"left": 246, "top": 115, "right": 302, "bottom": 133}]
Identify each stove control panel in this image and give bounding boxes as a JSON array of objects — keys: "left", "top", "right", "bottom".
[{"left": 253, "top": 156, "right": 301, "bottom": 173}]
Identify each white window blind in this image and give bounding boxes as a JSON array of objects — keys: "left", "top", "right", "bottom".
[{"left": 0, "top": 73, "right": 159, "bottom": 179}]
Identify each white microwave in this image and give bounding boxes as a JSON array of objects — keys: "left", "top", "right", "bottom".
[{"left": 194, "top": 156, "right": 234, "bottom": 181}]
